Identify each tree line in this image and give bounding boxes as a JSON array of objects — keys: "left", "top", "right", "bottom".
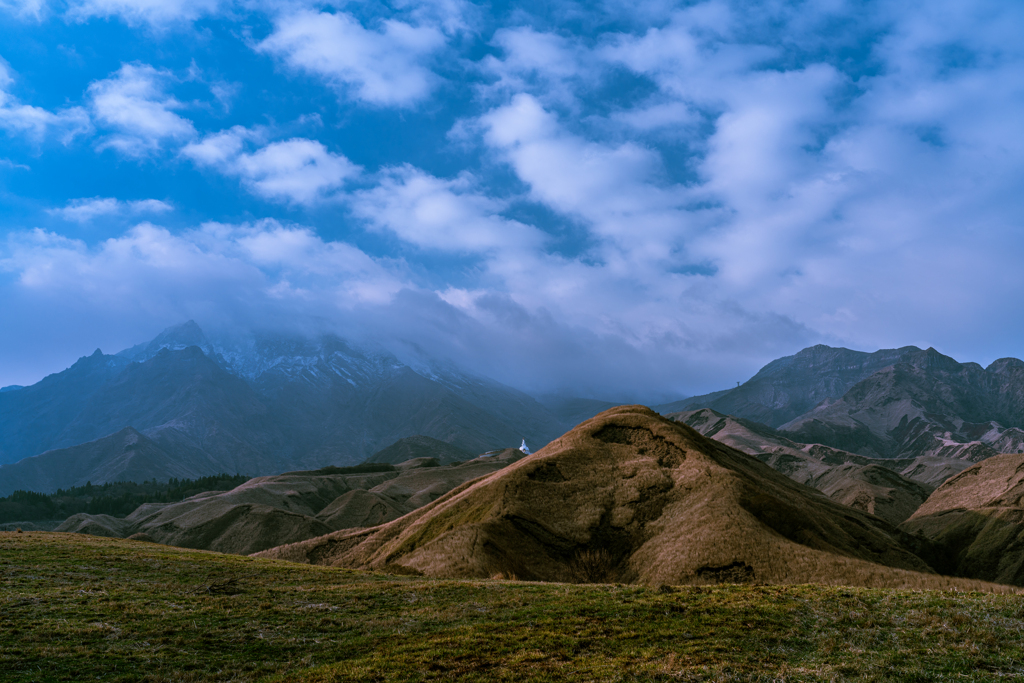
[{"left": 0, "top": 474, "right": 251, "bottom": 523}]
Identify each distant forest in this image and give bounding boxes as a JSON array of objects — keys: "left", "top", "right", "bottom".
[
  {"left": 0, "top": 474, "right": 251, "bottom": 523},
  {"left": 0, "top": 463, "right": 398, "bottom": 524}
]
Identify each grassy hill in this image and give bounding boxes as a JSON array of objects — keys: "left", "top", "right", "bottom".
[{"left": 3, "top": 532, "right": 1024, "bottom": 681}]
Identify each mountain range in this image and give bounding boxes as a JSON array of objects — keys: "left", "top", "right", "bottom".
[
  {"left": 675, "top": 344, "right": 1024, "bottom": 465},
  {"left": 5, "top": 325, "right": 1024, "bottom": 515},
  {"left": 0, "top": 322, "right": 564, "bottom": 495}
]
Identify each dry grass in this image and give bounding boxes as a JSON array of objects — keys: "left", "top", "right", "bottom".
[
  {"left": 258, "top": 406, "right": 1017, "bottom": 592},
  {"left": 4, "top": 532, "right": 1024, "bottom": 682}
]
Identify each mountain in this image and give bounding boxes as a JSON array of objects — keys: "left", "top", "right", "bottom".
[
  {"left": 781, "top": 348, "right": 1024, "bottom": 460},
  {"left": 258, "top": 405, "right": 1001, "bottom": 590},
  {"left": 670, "top": 408, "right": 940, "bottom": 525},
  {"left": 364, "top": 436, "right": 475, "bottom": 466},
  {"left": 669, "top": 345, "right": 924, "bottom": 428},
  {"left": 668, "top": 344, "right": 1024, "bottom": 464},
  {"left": 0, "top": 322, "right": 566, "bottom": 493},
  {"left": 0, "top": 427, "right": 219, "bottom": 497},
  {"left": 0, "top": 349, "right": 130, "bottom": 465},
  {"left": 57, "top": 452, "right": 523, "bottom": 555},
  {"left": 536, "top": 395, "right": 623, "bottom": 430},
  {"left": 116, "top": 320, "right": 216, "bottom": 361},
  {"left": 0, "top": 345, "right": 288, "bottom": 487},
  {"left": 901, "top": 453, "right": 1024, "bottom": 586}
]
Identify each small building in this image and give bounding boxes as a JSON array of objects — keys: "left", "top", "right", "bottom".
[{"left": 519, "top": 439, "right": 531, "bottom": 454}]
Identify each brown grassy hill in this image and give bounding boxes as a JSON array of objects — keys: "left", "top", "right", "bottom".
[
  {"left": 58, "top": 454, "right": 521, "bottom": 555},
  {"left": 810, "top": 464, "right": 932, "bottom": 526},
  {"left": 257, "top": 406, "right": 1002, "bottom": 590},
  {"left": 670, "top": 409, "right": 938, "bottom": 524},
  {"left": 314, "top": 451, "right": 524, "bottom": 530},
  {"left": 901, "top": 453, "right": 1024, "bottom": 585}
]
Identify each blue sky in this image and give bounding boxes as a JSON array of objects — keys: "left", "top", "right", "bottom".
[{"left": 1, "top": 0, "right": 1023, "bottom": 400}]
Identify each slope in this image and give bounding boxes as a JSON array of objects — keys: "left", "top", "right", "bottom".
[
  {"left": 671, "top": 408, "right": 938, "bottom": 525},
  {"left": 901, "top": 453, "right": 1024, "bottom": 586},
  {"left": 0, "top": 349, "right": 129, "bottom": 465},
  {"left": 669, "top": 345, "right": 923, "bottom": 427},
  {"left": 258, "top": 405, "right": 991, "bottom": 590},
  {"left": 0, "top": 427, "right": 221, "bottom": 497},
  {"left": 363, "top": 435, "right": 475, "bottom": 465},
  {"left": 782, "top": 348, "right": 1024, "bottom": 461},
  {"left": 57, "top": 452, "right": 523, "bottom": 554}
]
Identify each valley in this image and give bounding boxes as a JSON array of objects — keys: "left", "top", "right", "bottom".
[{"left": 6, "top": 331, "right": 1024, "bottom": 679}]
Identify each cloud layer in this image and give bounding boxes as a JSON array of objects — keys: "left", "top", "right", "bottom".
[{"left": 2, "top": 0, "right": 1024, "bottom": 398}]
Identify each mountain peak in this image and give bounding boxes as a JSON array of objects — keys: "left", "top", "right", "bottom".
[
  {"left": 903, "top": 347, "right": 963, "bottom": 373},
  {"left": 987, "top": 358, "right": 1024, "bottom": 375},
  {"left": 117, "top": 320, "right": 212, "bottom": 362}
]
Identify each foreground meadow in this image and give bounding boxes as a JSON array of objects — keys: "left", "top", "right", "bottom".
[{"left": 2, "top": 532, "right": 1022, "bottom": 682}]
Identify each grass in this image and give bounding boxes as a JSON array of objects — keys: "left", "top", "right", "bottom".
[{"left": 3, "top": 533, "right": 1024, "bottom": 682}]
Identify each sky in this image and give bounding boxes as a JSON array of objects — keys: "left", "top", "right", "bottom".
[{"left": 1, "top": 0, "right": 1023, "bottom": 400}]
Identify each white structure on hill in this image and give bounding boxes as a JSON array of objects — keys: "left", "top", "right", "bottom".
[{"left": 519, "top": 439, "right": 530, "bottom": 454}]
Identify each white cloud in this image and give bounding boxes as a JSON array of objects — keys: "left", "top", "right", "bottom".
[
  {"left": 480, "top": 94, "right": 699, "bottom": 267},
  {"left": 182, "top": 127, "right": 361, "bottom": 204},
  {"left": 0, "top": 0, "right": 45, "bottom": 19},
  {"left": 88, "top": 63, "right": 196, "bottom": 156},
  {"left": 0, "top": 57, "right": 91, "bottom": 143},
  {"left": 478, "top": 28, "right": 597, "bottom": 107},
  {"left": 66, "top": 0, "right": 220, "bottom": 26},
  {"left": 610, "top": 101, "right": 699, "bottom": 134},
  {"left": 350, "top": 165, "right": 546, "bottom": 253},
  {"left": 49, "top": 197, "right": 173, "bottom": 222},
  {"left": 257, "top": 9, "right": 446, "bottom": 107},
  {"left": 1, "top": 221, "right": 406, "bottom": 319},
  {"left": 393, "top": 0, "right": 474, "bottom": 35}
]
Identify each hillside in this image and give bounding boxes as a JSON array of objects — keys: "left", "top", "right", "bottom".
[
  {"left": 57, "top": 452, "right": 523, "bottom": 554},
  {"left": 670, "top": 408, "right": 944, "bottom": 524},
  {"left": 901, "top": 453, "right": 1024, "bottom": 586},
  {"left": 782, "top": 348, "right": 1024, "bottom": 460},
  {"left": 4, "top": 533, "right": 1022, "bottom": 682},
  {"left": 671, "top": 345, "right": 923, "bottom": 427},
  {"left": 0, "top": 427, "right": 218, "bottom": 498},
  {"left": 667, "top": 345, "right": 1024, "bottom": 464},
  {"left": 363, "top": 435, "right": 475, "bottom": 465},
  {"left": 259, "top": 405, "right": 994, "bottom": 590}
]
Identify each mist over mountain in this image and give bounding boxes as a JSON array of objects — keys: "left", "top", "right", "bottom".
[{"left": 0, "top": 322, "right": 567, "bottom": 495}]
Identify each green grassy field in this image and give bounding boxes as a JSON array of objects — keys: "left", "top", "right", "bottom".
[{"left": 2, "top": 532, "right": 1023, "bottom": 682}]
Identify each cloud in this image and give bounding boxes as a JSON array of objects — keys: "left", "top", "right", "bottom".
[
  {"left": 350, "top": 165, "right": 546, "bottom": 253},
  {"left": 257, "top": 9, "right": 446, "bottom": 107},
  {"left": 0, "top": 57, "right": 91, "bottom": 143},
  {"left": 0, "top": 218, "right": 809, "bottom": 399},
  {"left": 478, "top": 28, "right": 598, "bottom": 107},
  {"left": 480, "top": 94, "right": 701, "bottom": 268},
  {"left": 87, "top": 63, "right": 196, "bottom": 156},
  {"left": 6, "top": 0, "right": 1024, "bottom": 398},
  {"left": 65, "top": 0, "right": 220, "bottom": 26},
  {"left": 1, "top": 220, "right": 406, "bottom": 321},
  {"left": 49, "top": 197, "right": 173, "bottom": 222},
  {"left": 182, "top": 127, "right": 361, "bottom": 204},
  {"left": 0, "top": 0, "right": 45, "bottom": 19}
]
